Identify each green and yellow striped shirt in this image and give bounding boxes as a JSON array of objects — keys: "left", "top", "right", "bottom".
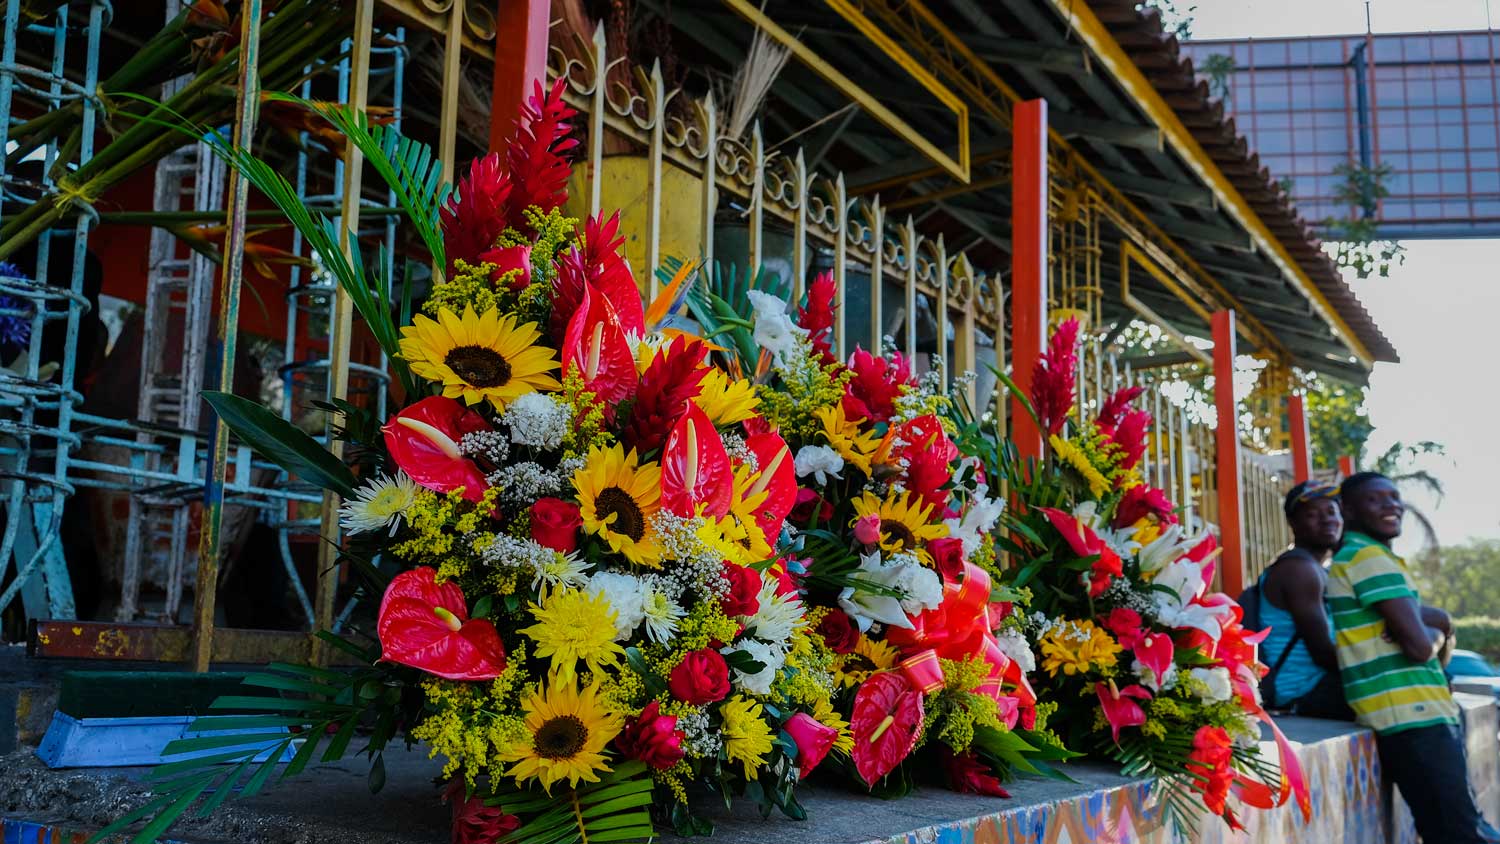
[{"left": 1328, "top": 531, "right": 1458, "bottom": 735}]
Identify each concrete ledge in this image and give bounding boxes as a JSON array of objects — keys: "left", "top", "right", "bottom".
[{"left": 4, "top": 695, "right": 1497, "bottom": 844}]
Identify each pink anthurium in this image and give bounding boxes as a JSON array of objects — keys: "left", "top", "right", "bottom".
[
  {"left": 744, "top": 431, "right": 796, "bottom": 543},
  {"left": 562, "top": 283, "right": 637, "bottom": 412},
  {"left": 660, "top": 403, "right": 732, "bottom": 517},
  {"left": 1095, "top": 680, "right": 1152, "bottom": 744},
  {"left": 783, "top": 712, "right": 838, "bottom": 780},
  {"left": 1135, "top": 631, "right": 1175, "bottom": 689},
  {"left": 377, "top": 567, "right": 506, "bottom": 681},
  {"left": 383, "top": 396, "right": 491, "bottom": 503}
]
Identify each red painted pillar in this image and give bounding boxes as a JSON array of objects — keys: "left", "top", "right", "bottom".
[
  {"left": 489, "top": 0, "right": 550, "bottom": 151},
  {"left": 1212, "top": 310, "right": 1245, "bottom": 599},
  {"left": 1010, "top": 99, "right": 1048, "bottom": 461},
  {"left": 1338, "top": 455, "right": 1356, "bottom": 478},
  {"left": 1288, "top": 393, "right": 1311, "bottom": 483}
]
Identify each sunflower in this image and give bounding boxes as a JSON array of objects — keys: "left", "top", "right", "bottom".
[
  {"left": 850, "top": 491, "right": 948, "bottom": 560},
  {"left": 504, "top": 678, "right": 623, "bottom": 792},
  {"left": 720, "top": 695, "right": 776, "bottom": 780},
  {"left": 400, "top": 306, "right": 560, "bottom": 409},
  {"left": 694, "top": 368, "right": 760, "bottom": 426},
  {"left": 815, "top": 404, "right": 881, "bottom": 475},
  {"left": 717, "top": 464, "right": 775, "bottom": 564},
  {"left": 573, "top": 444, "right": 663, "bottom": 567},
  {"left": 520, "top": 587, "right": 624, "bottom": 684},
  {"left": 834, "top": 636, "right": 899, "bottom": 688}
]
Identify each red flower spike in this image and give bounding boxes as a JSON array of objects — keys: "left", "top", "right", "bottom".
[
  {"left": 551, "top": 212, "right": 645, "bottom": 341},
  {"left": 441, "top": 152, "right": 514, "bottom": 275},
  {"left": 504, "top": 78, "right": 579, "bottom": 222},
  {"left": 796, "top": 271, "right": 837, "bottom": 366},
  {"left": 843, "top": 346, "right": 911, "bottom": 425},
  {"left": 744, "top": 432, "right": 796, "bottom": 543},
  {"left": 1030, "top": 317, "right": 1080, "bottom": 436},
  {"left": 1095, "top": 681, "right": 1152, "bottom": 744},
  {"left": 1110, "top": 408, "right": 1152, "bottom": 473},
  {"left": 383, "top": 396, "right": 491, "bottom": 503},
  {"left": 784, "top": 712, "right": 839, "bottom": 780},
  {"left": 1095, "top": 385, "right": 1145, "bottom": 432},
  {"left": 620, "top": 336, "right": 708, "bottom": 455},
  {"left": 1114, "top": 484, "right": 1177, "bottom": 528},
  {"left": 1186, "top": 725, "right": 1236, "bottom": 815},
  {"left": 940, "top": 747, "right": 1011, "bottom": 797},
  {"left": 445, "top": 778, "right": 520, "bottom": 844},
  {"left": 850, "top": 671, "right": 925, "bottom": 786},
  {"left": 377, "top": 568, "right": 506, "bottom": 681},
  {"left": 562, "top": 283, "right": 637, "bottom": 413},
  {"left": 660, "top": 403, "right": 732, "bottom": 517}
]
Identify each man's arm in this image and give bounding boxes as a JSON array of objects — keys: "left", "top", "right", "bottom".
[
  {"left": 1374, "top": 596, "right": 1444, "bottom": 664},
  {"left": 1277, "top": 558, "right": 1340, "bottom": 671},
  {"left": 1420, "top": 605, "right": 1456, "bottom": 666}
]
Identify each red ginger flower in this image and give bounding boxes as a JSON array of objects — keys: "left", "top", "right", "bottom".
[
  {"left": 505, "top": 78, "right": 578, "bottom": 222},
  {"left": 1030, "top": 317, "right": 1080, "bottom": 436},
  {"left": 1109, "top": 408, "right": 1152, "bottom": 473},
  {"left": 377, "top": 568, "right": 506, "bottom": 681},
  {"left": 797, "top": 271, "right": 838, "bottom": 365},
  {"left": 619, "top": 336, "right": 708, "bottom": 455},
  {"left": 1095, "top": 385, "right": 1144, "bottom": 432},
  {"left": 1114, "top": 484, "right": 1177, "bottom": 528},
  {"left": 444, "top": 779, "right": 519, "bottom": 844},
  {"left": 843, "top": 346, "right": 910, "bottom": 424},
  {"left": 440, "top": 152, "right": 513, "bottom": 277},
  {"left": 940, "top": 747, "right": 1011, "bottom": 797},
  {"left": 551, "top": 211, "right": 644, "bottom": 342}
]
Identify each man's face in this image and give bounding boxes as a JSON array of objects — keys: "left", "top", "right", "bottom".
[
  {"left": 1290, "top": 497, "right": 1343, "bottom": 550},
  {"left": 1347, "top": 478, "right": 1404, "bottom": 542}
]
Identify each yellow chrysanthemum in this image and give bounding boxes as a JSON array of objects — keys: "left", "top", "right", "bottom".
[
  {"left": 1049, "top": 434, "right": 1111, "bottom": 499},
  {"left": 695, "top": 368, "right": 761, "bottom": 426},
  {"left": 815, "top": 404, "right": 881, "bottom": 476},
  {"left": 1131, "top": 517, "right": 1163, "bottom": 546},
  {"left": 573, "top": 444, "right": 664, "bottom": 567},
  {"left": 850, "top": 491, "right": 948, "bottom": 560},
  {"left": 503, "top": 678, "right": 623, "bottom": 792},
  {"left": 1038, "top": 620, "right": 1121, "bottom": 678},
  {"left": 520, "top": 587, "right": 624, "bottom": 683},
  {"left": 811, "top": 695, "right": 855, "bottom": 754},
  {"left": 835, "top": 636, "right": 899, "bottom": 688},
  {"left": 720, "top": 695, "right": 776, "bottom": 780},
  {"left": 400, "top": 306, "right": 560, "bottom": 409}
]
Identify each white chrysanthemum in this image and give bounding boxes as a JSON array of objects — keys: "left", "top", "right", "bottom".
[
  {"left": 746, "top": 289, "right": 807, "bottom": 366},
  {"left": 585, "top": 571, "right": 649, "bottom": 641},
  {"left": 338, "top": 473, "right": 418, "bottom": 535},
  {"left": 641, "top": 588, "right": 685, "bottom": 644},
  {"left": 1190, "top": 666, "right": 1233, "bottom": 703},
  {"left": 743, "top": 578, "right": 804, "bottom": 646},
  {"left": 889, "top": 553, "right": 944, "bottom": 616},
  {"left": 1131, "top": 657, "right": 1176, "bottom": 693},
  {"left": 794, "top": 444, "right": 844, "bottom": 486},
  {"left": 723, "top": 638, "right": 786, "bottom": 695},
  {"left": 993, "top": 627, "right": 1036, "bottom": 674},
  {"left": 502, "top": 391, "right": 568, "bottom": 450},
  {"left": 531, "top": 552, "right": 592, "bottom": 590}
]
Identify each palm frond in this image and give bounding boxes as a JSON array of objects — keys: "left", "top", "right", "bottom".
[{"left": 491, "top": 760, "right": 656, "bottom": 844}]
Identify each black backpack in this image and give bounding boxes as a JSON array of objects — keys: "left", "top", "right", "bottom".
[{"left": 1239, "top": 581, "right": 1301, "bottom": 708}]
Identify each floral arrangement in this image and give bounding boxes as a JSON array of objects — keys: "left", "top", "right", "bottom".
[
  {"left": 990, "top": 317, "right": 1309, "bottom": 831},
  {"left": 718, "top": 279, "right": 1073, "bottom": 798}
]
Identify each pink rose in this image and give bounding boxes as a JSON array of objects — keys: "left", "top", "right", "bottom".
[
  {"left": 853, "top": 513, "right": 882, "bottom": 546},
  {"left": 784, "top": 712, "right": 839, "bottom": 779}
]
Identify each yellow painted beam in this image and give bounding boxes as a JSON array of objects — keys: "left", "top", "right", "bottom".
[{"left": 1042, "top": 0, "right": 1374, "bottom": 369}]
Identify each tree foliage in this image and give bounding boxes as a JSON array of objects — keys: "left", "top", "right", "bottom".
[
  {"left": 1415, "top": 540, "right": 1500, "bottom": 620},
  {"left": 1300, "top": 373, "right": 1373, "bottom": 470}
]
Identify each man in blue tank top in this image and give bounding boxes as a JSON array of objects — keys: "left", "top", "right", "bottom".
[{"left": 1259, "top": 480, "right": 1352, "bottom": 719}]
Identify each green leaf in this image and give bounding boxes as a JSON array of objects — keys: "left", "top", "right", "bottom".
[
  {"left": 988, "top": 362, "right": 1042, "bottom": 434},
  {"left": 201, "top": 391, "right": 357, "bottom": 498},
  {"left": 472, "top": 594, "right": 494, "bottom": 619},
  {"left": 368, "top": 752, "right": 387, "bottom": 793}
]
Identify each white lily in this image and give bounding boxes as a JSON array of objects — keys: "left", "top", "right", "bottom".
[{"left": 838, "top": 552, "right": 915, "bottom": 631}]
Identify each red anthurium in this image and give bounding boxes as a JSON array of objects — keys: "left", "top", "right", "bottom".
[
  {"left": 383, "top": 396, "right": 491, "bottom": 503},
  {"left": 1039, "top": 507, "right": 1122, "bottom": 597},
  {"left": 940, "top": 747, "right": 1011, "bottom": 797},
  {"left": 745, "top": 432, "right": 796, "bottom": 543},
  {"left": 377, "top": 567, "right": 506, "bottom": 681},
  {"left": 562, "top": 283, "right": 637, "bottom": 413},
  {"left": 851, "top": 671, "right": 924, "bottom": 786},
  {"left": 784, "top": 712, "right": 839, "bottom": 780},
  {"left": 660, "top": 403, "right": 732, "bottom": 517},
  {"left": 476, "top": 244, "right": 532, "bottom": 289},
  {"left": 1095, "top": 680, "right": 1152, "bottom": 744},
  {"left": 550, "top": 212, "right": 644, "bottom": 341},
  {"left": 1134, "top": 632, "right": 1175, "bottom": 687},
  {"left": 903, "top": 446, "right": 953, "bottom": 515}
]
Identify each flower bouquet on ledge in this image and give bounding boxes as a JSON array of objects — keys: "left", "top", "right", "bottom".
[
  {"left": 102, "top": 81, "right": 847, "bottom": 844},
  {"left": 696, "top": 272, "right": 1075, "bottom": 800},
  {"left": 986, "top": 317, "right": 1310, "bottom": 832}
]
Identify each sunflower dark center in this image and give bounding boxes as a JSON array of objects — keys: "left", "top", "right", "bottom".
[
  {"left": 534, "top": 715, "right": 588, "bottom": 760},
  {"left": 445, "top": 345, "right": 512, "bottom": 388},
  {"left": 596, "top": 486, "right": 645, "bottom": 541},
  {"left": 844, "top": 653, "right": 875, "bottom": 673},
  {"left": 883, "top": 521, "right": 916, "bottom": 549}
]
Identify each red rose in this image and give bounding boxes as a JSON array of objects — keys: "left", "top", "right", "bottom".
[
  {"left": 816, "top": 609, "right": 860, "bottom": 654},
  {"left": 940, "top": 747, "right": 1011, "bottom": 797},
  {"left": 477, "top": 244, "right": 532, "bottom": 289},
  {"left": 669, "top": 649, "right": 731, "bottom": 705},
  {"left": 531, "top": 497, "right": 581, "bottom": 552},
  {"left": 790, "top": 488, "right": 832, "bottom": 525},
  {"left": 614, "top": 701, "right": 686, "bottom": 769},
  {"left": 444, "top": 779, "right": 520, "bottom": 844},
  {"left": 720, "top": 563, "right": 762, "bottom": 618},
  {"left": 927, "top": 537, "right": 965, "bottom": 582}
]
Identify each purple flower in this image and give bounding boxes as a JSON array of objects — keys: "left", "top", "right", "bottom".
[{"left": 0, "top": 262, "right": 33, "bottom": 357}]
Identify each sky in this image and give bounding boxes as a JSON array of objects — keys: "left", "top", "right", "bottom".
[{"left": 1188, "top": 1, "right": 1500, "bottom": 547}]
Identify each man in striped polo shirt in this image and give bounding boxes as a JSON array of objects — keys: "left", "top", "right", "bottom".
[{"left": 1330, "top": 471, "right": 1497, "bottom": 843}]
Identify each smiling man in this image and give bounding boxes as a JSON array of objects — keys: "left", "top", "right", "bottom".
[{"left": 1329, "top": 472, "right": 1498, "bottom": 843}]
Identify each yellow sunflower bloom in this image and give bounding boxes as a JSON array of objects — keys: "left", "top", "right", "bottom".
[
  {"left": 573, "top": 444, "right": 664, "bottom": 567},
  {"left": 720, "top": 695, "right": 776, "bottom": 780},
  {"left": 504, "top": 678, "right": 623, "bottom": 792},
  {"left": 1049, "top": 434, "right": 1111, "bottom": 499},
  {"left": 850, "top": 491, "right": 948, "bottom": 560},
  {"left": 695, "top": 368, "right": 761, "bottom": 426},
  {"left": 520, "top": 587, "right": 624, "bottom": 684},
  {"left": 815, "top": 404, "right": 881, "bottom": 476},
  {"left": 400, "top": 306, "right": 560, "bottom": 409},
  {"left": 834, "top": 636, "right": 899, "bottom": 688},
  {"left": 715, "top": 464, "right": 774, "bottom": 564}
]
